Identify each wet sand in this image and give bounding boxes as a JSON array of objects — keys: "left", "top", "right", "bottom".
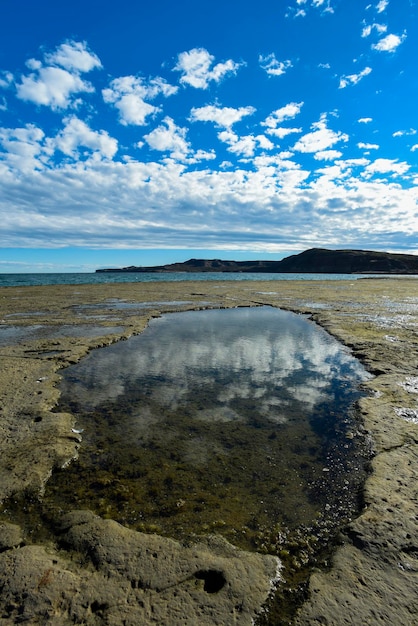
[{"left": 0, "top": 278, "right": 417, "bottom": 624}]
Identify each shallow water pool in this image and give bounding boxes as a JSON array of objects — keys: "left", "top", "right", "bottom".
[{"left": 45, "top": 306, "right": 371, "bottom": 553}]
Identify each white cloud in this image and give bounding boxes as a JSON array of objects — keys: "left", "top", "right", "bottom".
[
  {"left": 1, "top": 149, "right": 418, "bottom": 252},
  {"left": 44, "top": 41, "right": 102, "bottom": 73},
  {"left": 3, "top": 31, "right": 418, "bottom": 255},
  {"left": 314, "top": 164, "right": 345, "bottom": 180},
  {"left": 0, "top": 71, "right": 14, "bottom": 89},
  {"left": 143, "top": 117, "right": 190, "bottom": 160},
  {"left": 188, "top": 149, "right": 217, "bottom": 163},
  {"left": 0, "top": 124, "right": 48, "bottom": 172},
  {"left": 16, "top": 41, "right": 101, "bottom": 110},
  {"left": 53, "top": 116, "right": 118, "bottom": 160},
  {"left": 262, "top": 102, "right": 303, "bottom": 129},
  {"left": 376, "top": 0, "right": 389, "bottom": 13},
  {"left": 189, "top": 105, "right": 256, "bottom": 128},
  {"left": 288, "top": 0, "right": 334, "bottom": 16},
  {"left": 361, "top": 22, "right": 387, "bottom": 38},
  {"left": 372, "top": 32, "right": 406, "bottom": 52},
  {"left": 314, "top": 149, "right": 343, "bottom": 160},
  {"left": 293, "top": 115, "right": 348, "bottom": 154},
  {"left": 17, "top": 66, "right": 94, "bottom": 110},
  {"left": 358, "top": 142, "right": 379, "bottom": 150},
  {"left": 173, "top": 48, "right": 243, "bottom": 89},
  {"left": 259, "top": 54, "right": 293, "bottom": 76},
  {"left": 393, "top": 129, "right": 416, "bottom": 137},
  {"left": 339, "top": 67, "right": 372, "bottom": 89},
  {"left": 218, "top": 130, "right": 274, "bottom": 157},
  {"left": 338, "top": 157, "right": 370, "bottom": 168},
  {"left": 312, "top": 0, "right": 330, "bottom": 6},
  {"left": 103, "top": 75, "right": 177, "bottom": 126},
  {"left": 365, "top": 158, "right": 410, "bottom": 176},
  {"left": 266, "top": 127, "right": 302, "bottom": 139}
]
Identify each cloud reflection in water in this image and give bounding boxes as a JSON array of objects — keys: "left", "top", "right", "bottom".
[{"left": 62, "top": 306, "right": 368, "bottom": 425}]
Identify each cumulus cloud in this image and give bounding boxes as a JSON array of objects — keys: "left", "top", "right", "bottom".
[
  {"left": 53, "top": 117, "right": 118, "bottom": 160},
  {"left": 2, "top": 28, "right": 418, "bottom": 255},
  {"left": 293, "top": 115, "right": 348, "bottom": 153},
  {"left": 358, "top": 142, "right": 379, "bottom": 150},
  {"left": 339, "top": 67, "right": 372, "bottom": 89},
  {"left": 372, "top": 32, "right": 406, "bottom": 52},
  {"left": 262, "top": 102, "right": 304, "bottom": 129},
  {"left": 376, "top": 0, "right": 389, "bottom": 13},
  {"left": 266, "top": 127, "right": 302, "bottom": 139},
  {"left": 173, "top": 48, "right": 243, "bottom": 89},
  {"left": 259, "top": 54, "right": 293, "bottom": 76},
  {"left": 17, "top": 67, "right": 95, "bottom": 110},
  {"left": 16, "top": 41, "right": 101, "bottom": 110},
  {"left": 189, "top": 104, "right": 256, "bottom": 128},
  {"left": 103, "top": 75, "right": 177, "bottom": 126},
  {"left": 0, "top": 124, "right": 48, "bottom": 172},
  {"left": 44, "top": 41, "right": 102, "bottom": 73},
  {"left": 314, "top": 149, "right": 343, "bottom": 160},
  {"left": 143, "top": 117, "right": 190, "bottom": 160},
  {"left": 1, "top": 147, "right": 418, "bottom": 252},
  {"left": 217, "top": 130, "right": 274, "bottom": 157},
  {"left": 365, "top": 158, "right": 410, "bottom": 176}
]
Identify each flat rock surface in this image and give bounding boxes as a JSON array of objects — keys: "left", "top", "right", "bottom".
[
  {"left": 0, "top": 278, "right": 417, "bottom": 624},
  {"left": 0, "top": 510, "right": 279, "bottom": 625}
]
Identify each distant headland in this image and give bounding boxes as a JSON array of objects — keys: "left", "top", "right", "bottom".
[{"left": 96, "top": 248, "right": 418, "bottom": 275}]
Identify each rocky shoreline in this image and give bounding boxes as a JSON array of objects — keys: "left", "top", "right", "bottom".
[{"left": 0, "top": 278, "right": 417, "bottom": 624}]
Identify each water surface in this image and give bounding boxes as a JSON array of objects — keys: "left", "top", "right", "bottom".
[
  {"left": 0, "top": 271, "right": 385, "bottom": 287},
  {"left": 48, "top": 306, "right": 371, "bottom": 552}
]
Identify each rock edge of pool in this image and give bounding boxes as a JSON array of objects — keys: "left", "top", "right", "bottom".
[{"left": 0, "top": 278, "right": 417, "bottom": 625}]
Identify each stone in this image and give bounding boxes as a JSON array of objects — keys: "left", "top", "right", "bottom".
[
  {"left": 0, "top": 510, "right": 280, "bottom": 625},
  {"left": 1, "top": 278, "right": 418, "bottom": 624}
]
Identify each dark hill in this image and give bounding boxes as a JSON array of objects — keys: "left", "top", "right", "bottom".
[
  {"left": 96, "top": 248, "right": 418, "bottom": 274},
  {"left": 274, "top": 248, "right": 418, "bottom": 274}
]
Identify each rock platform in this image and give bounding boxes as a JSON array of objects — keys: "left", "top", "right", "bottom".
[{"left": 0, "top": 278, "right": 417, "bottom": 624}]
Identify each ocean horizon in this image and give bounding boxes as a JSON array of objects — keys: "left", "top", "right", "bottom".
[{"left": 0, "top": 271, "right": 397, "bottom": 288}]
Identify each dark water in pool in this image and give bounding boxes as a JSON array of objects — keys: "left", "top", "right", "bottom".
[{"left": 46, "top": 306, "right": 371, "bottom": 553}]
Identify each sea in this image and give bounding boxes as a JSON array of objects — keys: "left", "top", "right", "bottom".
[{"left": 0, "top": 272, "right": 387, "bottom": 288}]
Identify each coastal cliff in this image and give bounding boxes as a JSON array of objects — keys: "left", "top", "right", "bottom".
[{"left": 97, "top": 248, "right": 418, "bottom": 274}]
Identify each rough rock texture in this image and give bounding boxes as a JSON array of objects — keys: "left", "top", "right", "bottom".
[
  {"left": 293, "top": 443, "right": 418, "bottom": 625},
  {"left": 0, "top": 510, "right": 279, "bottom": 625},
  {"left": 1, "top": 278, "right": 418, "bottom": 624}
]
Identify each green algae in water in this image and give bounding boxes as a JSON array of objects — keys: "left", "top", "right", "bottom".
[{"left": 44, "top": 306, "right": 370, "bottom": 552}]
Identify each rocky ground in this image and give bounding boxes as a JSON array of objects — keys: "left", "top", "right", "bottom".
[{"left": 0, "top": 278, "right": 417, "bottom": 625}]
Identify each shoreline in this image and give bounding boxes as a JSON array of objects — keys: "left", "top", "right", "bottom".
[{"left": 0, "top": 279, "right": 417, "bottom": 624}]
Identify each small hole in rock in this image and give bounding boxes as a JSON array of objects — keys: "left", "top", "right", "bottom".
[
  {"left": 90, "top": 600, "right": 108, "bottom": 614},
  {"left": 194, "top": 569, "right": 226, "bottom": 593}
]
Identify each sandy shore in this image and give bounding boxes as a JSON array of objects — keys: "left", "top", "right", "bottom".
[{"left": 0, "top": 278, "right": 417, "bottom": 625}]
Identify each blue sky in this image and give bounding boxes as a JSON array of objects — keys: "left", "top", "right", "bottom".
[{"left": 0, "top": 0, "right": 417, "bottom": 272}]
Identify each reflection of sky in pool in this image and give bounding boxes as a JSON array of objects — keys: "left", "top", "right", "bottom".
[
  {"left": 52, "top": 307, "right": 371, "bottom": 549},
  {"left": 64, "top": 306, "right": 368, "bottom": 417}
]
